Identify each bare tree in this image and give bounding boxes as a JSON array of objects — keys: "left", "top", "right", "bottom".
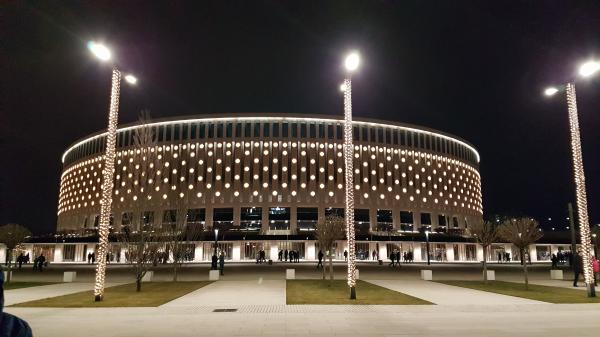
[
  {"left": 117, "top": 110, "right": 165, "bottom": 291},
  {"left": 315, "top": 215, "right": 345, "bottom": 281},
  {"left": 0, "top": 223, "right": 31, "bottom": 283},
  {"left": 117, "top": 226, "right": 166, "bottom": 291},
  {"left": 469, "top": 220, "right": 498, "bottom": 284},
  {"left": 498, "top": 217, "right": 543, "bottom": 290},
  {"left": 164, "top": 193, "right": 204, "bottom": 281}
]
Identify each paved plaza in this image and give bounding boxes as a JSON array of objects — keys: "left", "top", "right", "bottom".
[{"left": 4, "top": 263, "right": 600, "bottom": 336}]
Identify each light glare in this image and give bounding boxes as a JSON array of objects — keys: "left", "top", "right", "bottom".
[
  {"left": 124, "top": 74, "right": 138, "bottom": 85},
  {"left": 579, "top": 61, "right": 600, "bottom": 77},
  {"left": 344, "top": 51, "right": 360, "bottom": 72},
  {"left": 87, "top": 41, "right": 111, "bottom": 61},
  {"left": 544, "top": 87, "right": 559, "bottom": 96}
]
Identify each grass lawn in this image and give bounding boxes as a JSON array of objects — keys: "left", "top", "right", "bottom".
[
  {"left": 11, "top": 281, "right": 211, "bottom": 307},
  {"left": 286, "top": 280, "right": 432, "bottom": 305},
  {"left": 4, "top": 282, "right": 57, "bottom": 290},
  {"left": 437, "top": 280, "right": 600, "bottom": 304}
]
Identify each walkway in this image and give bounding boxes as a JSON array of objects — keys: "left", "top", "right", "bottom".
[
  {"left": 163, "top": 280, "right": 286, "bottom": 307},
  {"left": 5, "top": 283, "right": 120, "bottom": 306},
  {"left": 367, "top": 279, "right": 543, "bottom": 305}
]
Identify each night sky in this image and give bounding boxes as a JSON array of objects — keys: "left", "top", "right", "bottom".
[{"left": 2, "top": 1, "right": 600, "bottom": 234}]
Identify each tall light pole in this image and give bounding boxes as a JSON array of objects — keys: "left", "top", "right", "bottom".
[
  {"left": 342, "top": 51, "right": 360, "bottom": 299},
  {"left": 88, "top": 41, "right": 137, "bottom": 301},
  {"left": 545, "top": 60, "right": 599, "bottom": 297}
]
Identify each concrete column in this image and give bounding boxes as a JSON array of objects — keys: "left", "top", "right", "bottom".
[
  {"left": 306, "top": 241, "right": 316, "bottom": 260},
  {"left": 392, "top": 208, "right": 400, "bottom": 231},
  {"left": 232, "top": 242, "right": 241, "bottom": 261},
  {"left": 476, "top": 244, "right": 484, "bottom": 262},
  {"left": 205, "top": 207, "right": 214, "bottom": 229},
  {"left": 431, "top": 212, "right": 439, "bottom": 230},
  {"left": 413, "top": 211, "right": 421, "bottom": 231},
  {"left": 54, "top": 244, "right": 64, "bottom": 263},
  {"left": 369, "top": 208, "right": 378, "bottom": 232},
  {"left": 194, "top": 243, "right": 203, "bottom": 262},
  {"left": 290, "top": 207, "right": 298, "bottom": 234},
  {"left": 318, "top": 207, "right": 325, "bottom": 225},
  {"left": 270, "top": 243, "right": 278, "bottom": 261},
  {"left": 414, "top": 244, "right": 422, "bottom": 262},
  {"left": 261, "top": 207, "right": 269, "bottom": 233},
  {"left": 529, "top": 244, "right": 538, "bottom": 262},
  {"left": 379, "top": 243, "right": 387, "bottom": 261},
  {"left": 233, "top": 207, "right": 241, "bottom": 228},
  {"left": 446, "top": 243, "right": 455, "bottom": 261}
]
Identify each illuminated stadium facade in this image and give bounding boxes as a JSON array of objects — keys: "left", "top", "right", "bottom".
[{"left": 45, "top": 113, "right": 494, "bottom": 263}]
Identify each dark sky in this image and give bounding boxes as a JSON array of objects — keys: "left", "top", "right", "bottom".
[{"left": 2, "top": 1, "right": 600, "bottom": 234}]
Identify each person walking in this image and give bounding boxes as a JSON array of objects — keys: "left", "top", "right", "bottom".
[
  {"left": 573, "top": 250, "right": 583, "bottom": 287},
  {"left": 37, "top": 254, "right": 45, "bottom": 272},
  {"left": 284, "top": 249, "right": 288, "bottom": 262},
  {"left": 91, "top": 252, "right": 96, "bottom": 264},
  {"left": 343, "top": 250, "right": 348, "bottom": 262},
  {"left": 389, "top": 251, "right": 395, "bottom": 267},
  {"left": 219, "top": 252, "right": 225, "bottom": 276},
  {"left": 87, "top": 252, "right": 92, "bottom": 264},
  {"left": 372, "top": 250, "right": 377, "bottom": 261},
  {"left": 211, "top": 253, "right": 218, "bottom": 270},
  {"left": 396, "top": 251, "right": 401, "bottom": 267},
  {"left": 317, "top": 250, "right": 324, "bottom": 269},
  {"left": 551, "top": 254, "right": 558, "bottom": 269},
  {"left": 278, "top": 250, "right": 283, "bottom": 261},
  {"left": 17, "top": 253, "right": 23, "bottom": 270}
]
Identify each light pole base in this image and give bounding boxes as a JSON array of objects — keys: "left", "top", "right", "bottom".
[
  {"left": 94, "top": 294, "right": 103, "bottom": 302},
  {"left": 587, "top": 283, "right": 596, "bottom": 297},
  {"left": 350, "top": 286, "right": 356, "bottom": 300}
]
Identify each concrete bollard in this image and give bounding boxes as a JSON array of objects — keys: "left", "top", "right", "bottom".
[
  {"left": 209, "top": 269, "right": 220, "bottom": 281},
  {"left": 420, "top": 269, "right": 433, "bottom": 281},
  {"left": 550, "top": 269, "right": 564, "bottom": 280},
  {"left": 486, "top": 270, "right": 495, "bottom": 281},
  {"left": 286, "top": 269, "right": 295, "bottom": 280},
  {"left": 63, "top": 271, "right": 77, "bottom": 282},
  {"left": 142, "top": 271, "right": 154, "bottom": 282}
]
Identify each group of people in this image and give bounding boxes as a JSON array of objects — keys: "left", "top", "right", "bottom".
[
  {"left": 278, "top": 249, "right": 300, "bottom": 263},
  {"left": 389, "top": 250, "right": 414, "bottom": 266},
  {"left": 496, "top": 252, "right": 512, "bottom": 263},
  {"left": 15, "top": 253, "right": 30, "bottom": 269},
  {"left": 211, "top": 252, "right": 225, "bottom": 275},
  {"left": 255, "top": 250, "right": 268, "bottom": 263}
]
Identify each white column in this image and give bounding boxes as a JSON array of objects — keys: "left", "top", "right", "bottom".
[
  {"left": 232, "top": 242, "right": 241, "bottom": 261},
  {"left": 54, "top": 244, "right": 64, "bottom": 263},
  {"left": 446, "top": 243, "right": 455, "bottom": 261},
  {"left": 529, "top": 244, "right": 538, "bottom": 262},
  {"left": 306, "top": 241, "right": 316, "bottom": 260},
  {"left": 476, "top": 244, "right": 484, "bottom": 262},
  {"left": 194, "top": 243, "right": 203, "bottom": 262},
  {"left": 379, "top": 243, "right": 387, "bottom": 261},
  {"left": 414, "top": 244, "right": 422, "bottom": 262}
]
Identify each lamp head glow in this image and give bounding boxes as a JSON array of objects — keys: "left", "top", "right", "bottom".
[
  {"left": 579, "top": 61, "right": 600, "bottom": 77},
  {"left": 87, "top": 41, "right": 111, "bottom": 61},
  {"left": 344, "top": 51, "right": 360, "bottom": 72},
  {"left": 544, "top": 87, "right": 559, "bottom": 96},
  {"left": 340, "top": 83, "right": 347, "bottom": 92},
  {"left": 215, "top": 228, "right": 219, "bottom": 236},
  {"left": 124, "top": 74, "right": 137, "bottom": 85}
]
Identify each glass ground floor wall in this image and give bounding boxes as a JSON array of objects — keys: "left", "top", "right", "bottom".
[{"left": 5, "top": 241, "right": 580, "bottom": 265}]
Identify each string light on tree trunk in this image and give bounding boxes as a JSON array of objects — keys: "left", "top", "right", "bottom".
[
  {"left": 94, "top": 68, "right": 121, "bottom": 301},
  {"left": 566, "top": 83, "right": 595, "bottom": 297}
]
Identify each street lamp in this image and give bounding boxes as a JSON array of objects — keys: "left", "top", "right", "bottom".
[
  {"left": 214, "top": 228, "right": 219, "bottom": 255},
  {"left": 88, "top": 41, "right": 138, "bottom": 302},
  {"left": 425, "top": 231, "right": 431, "bottom": 266},
  {"left": 342, "top": 51, "right": 359, "bottom": 300},
  {"left": 545, "top": 60, "right": 599, "bottom": 297}
]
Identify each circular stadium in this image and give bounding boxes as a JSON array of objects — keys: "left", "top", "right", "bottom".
[{"left": 55, "top": 113, "right": 482, "bottom": 261}]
